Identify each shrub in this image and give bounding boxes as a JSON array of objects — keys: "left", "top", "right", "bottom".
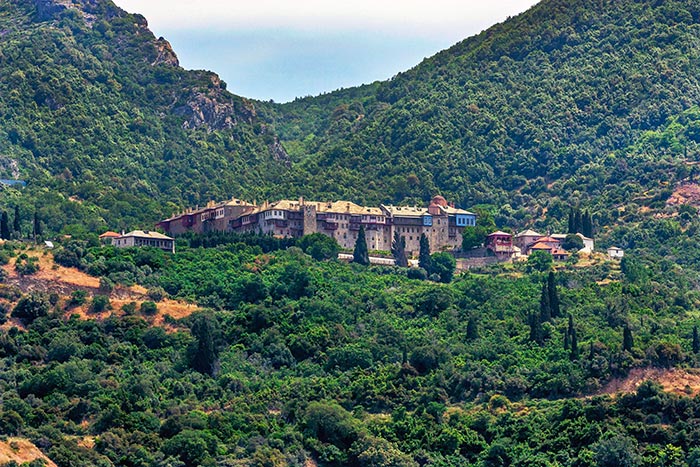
[
  {"left": 407, "top": 267, "right": 428, "bottom": 280},
  {"left": 89, "top": 295, "right": 111, "bottom": 314},
  {"left": 15, "top": 256, "right": 39, "bottom": 276},
  {"left": 430, "top": 252, "right": 456, "bottom": 283},
  {"left": 98, "top": 277, "right": 114, "bottom": 294},
  {"left": 299, "top": 233, "right": 340, "bottom": 261},
  {"left": 69, "top": 290, "right": 87, "bottom": 307},
  {"left": 12, "top": 294, "right": 50, "bottom": 323},
  {"left": 147, "top": 286, "right": 166, "bottom": 302},
  {"left": 121, "top": 301, "right": 137, "bottom": 315},
  {"left": 528, "top": 251, "right": 553, "bottom": 272},
  {"left": 140, "top": 301, "right": 158, "bottom": 316}
]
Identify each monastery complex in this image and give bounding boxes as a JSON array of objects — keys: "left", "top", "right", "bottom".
[{"left": 156, "top": 196, "right": 477, "bottom": 255}]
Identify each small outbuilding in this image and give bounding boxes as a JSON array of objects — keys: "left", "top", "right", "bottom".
[
  {"left": 607, "top": 246, "right": 624, "bottom": 260},
  {"left": 113, "top": 230, "right": 175, "bottom": 253}
]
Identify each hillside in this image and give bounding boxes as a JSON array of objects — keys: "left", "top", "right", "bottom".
[
  {"left": 1, "top": 0, "right": 699, "bottom": 237},
  {"left": 270, "top": 0, "right": 700, "bottom": 232},
  {"left": 0, "top": 233, "right": 700, "bottom": 466},
  {"left": 0, "top": 0, "right": 289, "bottom": 232}
]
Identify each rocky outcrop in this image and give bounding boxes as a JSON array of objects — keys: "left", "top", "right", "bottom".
[
  {"left": 174, "top": 74, "right": 259, "bottom": 131},
  {"left": 177, "top": 91, "right": 237, "bottom": 131},
  {"left": 152, "top": 37, "right": 179, "bottom": 67},
  {"left": 269, "top": 138, "right": 291, "bottom": 166}
]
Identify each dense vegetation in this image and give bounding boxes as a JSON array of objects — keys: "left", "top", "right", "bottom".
[
  {"left": 0, "top": 231, "right": 700, "bottom": 466},
  {"left": 0, "top": 0, "right": 287, "bottom": 232},
  {"left": 1, "top": 0, "right": 700, "bottom": 238},
  {"left": 5, "top": 0, "right": 700, "bottom": 465},
  {"left": 267, "top": 0, "right": 700, "bottom": 234}
]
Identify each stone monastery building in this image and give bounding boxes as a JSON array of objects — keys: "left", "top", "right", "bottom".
[{"left": 157, "top": 196, "right": 476, "bottom": 255}]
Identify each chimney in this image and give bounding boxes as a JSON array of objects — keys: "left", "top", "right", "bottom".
[{"left": 299, "top": 196, "right": 304, "bottom": 206}]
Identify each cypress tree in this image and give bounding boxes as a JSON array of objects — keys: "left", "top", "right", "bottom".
[
  {"left": 353, "top": 225, "right": 370, "bottom": 266},
  {"left": 548, "top": 271, "right": 560, "bottom": 318},
  {"left": 539, "top": 281, "right": 551, "bottom": 323},
  {"left": 529, "top": 312, "right": 543, "bottom": 345},
  {"left": 568, "top": 315, "right": 578, "bottom": 360},
  {"left": 0, "top": 212, "right": 9, "bottom": 240},
  {"left": 582, "top": 211, "right": 593, "bottom": 238},
  {"left": 419, "top": 234, "right": 432, "bottom": 274},
  {"left": 567, "top": 208, "right": 575, "bottom": 234},
  {"left": 623, "top": 325, "right": 634, "bottom": 352},
  {"left": 13, "top": 205, "right": 20, "bottom": 235},
  {"left": 564, "top": 328, "right": 570, "bottom": 350},
  {"left": 467, "top": 316, "right": 479, "bottom": 340},
  {"left": 190, "top": 314, "right": 219, "bottom": 376},
  {"left": 574, "top": 209, "right": 582, "bottom": 234},
  {"left": 693, "top": 325, "right": 699, "bottom": 355},
  {"left": 33, "top": 211, "right": 42, "bottom": 239},
  {"left": 391, "top": 232, "right": 408, "bottom": 267}
]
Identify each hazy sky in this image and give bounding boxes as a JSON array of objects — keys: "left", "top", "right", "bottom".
[{"left": 112, "top": 1, "right": 540, "bottom": 102}]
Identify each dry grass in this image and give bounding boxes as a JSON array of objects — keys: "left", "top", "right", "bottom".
[
  {"left": 0, "top": 438, "right": 57, "bottom": 467},
  {"left": 597, "top": 367, "right": 700, "bottom": 397},
  {"left": 2, "top": 248, "right": 200, "bottom": 328}
]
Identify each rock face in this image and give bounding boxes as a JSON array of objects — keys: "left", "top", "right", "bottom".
[
  {"left": 175, "top": 74, "right": 259, "bottom": 131},
  {"left": 178, "top": 91, "right": 237, "bottom": 131},
  {"left": 152, "top": 37, "right": 179, "bottom": 67},
  {"left": 29, "top": 0, "right": 266, "bottom": 135},
  {"left": 269, "top": 138, "right": 291, "bottom": 166}
]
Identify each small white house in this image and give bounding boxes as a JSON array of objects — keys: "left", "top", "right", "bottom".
[{"left": 607, "top": 247, "right": 624, "bottom": 259}]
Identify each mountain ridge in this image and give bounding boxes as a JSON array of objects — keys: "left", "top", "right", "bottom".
[{"left": 2, "top": 0, "right": 700, "bottom": 237}]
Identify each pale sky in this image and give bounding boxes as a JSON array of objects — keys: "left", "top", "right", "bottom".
[{"left": 112, "top": 1, "right": 540, "bottom": 102}]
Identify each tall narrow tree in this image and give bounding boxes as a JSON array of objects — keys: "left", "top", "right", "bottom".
[
  {"left": 0, "top": 211, "right": 10, "bottom": 240},
  {"left": 574, "top": 210, "right": 582, "bottom": 234},
  {"left": 567, "top": 208, "right": 576, "bottom": 234},
  {"left": 568, "top": 315, "right": 579, "bottom": 361},
  {"left": 33, "top": 211, "right": 42, "bottom": 239},
  {"left": 419, "top": 234, "right": 432, "bottom": 274},
  {"left": 693, "top": 325, "right": 699, "bottom": 355},
  {"left": 189, "top": 314, "right": 220, "bottom": 376},
  {"left": 548, "top": 271, "right": 560, "bottom": 318},
  {"left": 467, "top": 316, "right": 479, "bottom": 340},
  {"left": 13, "top": 205, "right": 20, "bottom": 236},
  {"left": 539, "top": 281, "right": 551, "bottom": 323},
  {"left": 623, "top": 325, "right": 634, "bottom": 352},
  {"left": 529, "top": 312, "right": 543, "bottom": 345},
  {"left": 391, "top": 232, "right": 408, "bottom": 267},
  {"left": 583, "top": 211, "right": 594, "bottom": 238},
  {"left": 353, "top": 225, "right": 370, "bottom": 266}
]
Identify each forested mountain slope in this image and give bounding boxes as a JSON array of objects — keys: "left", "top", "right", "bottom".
[
  {"left": 272, "top": 0, "right": 700, "bottom": 230},
  {"left": 0, "top": 0, "right": 288, "bottom": 232},
  {"left": 2, "top": 0, "right": 700, "bottom": 235}
]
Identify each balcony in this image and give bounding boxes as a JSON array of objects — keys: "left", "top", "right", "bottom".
[{"left": 324, "top": 221, "right": 338, "bottom": 231}]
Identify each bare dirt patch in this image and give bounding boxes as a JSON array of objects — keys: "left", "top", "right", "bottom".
[
  {"left": 668, "top": 182, "right": 700, "bottom": 208},
  {"left": 3, "top": 249, "right": 200, "bottom": 328},
  {"left": 0, "top": 438, "right": 57, "bottom": 467},
  {"left": 3, "top": 251, "right": 99, "bottom": 295},
  {"left": 597, "top": 367, "right": 700, "bottom": 397}
]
